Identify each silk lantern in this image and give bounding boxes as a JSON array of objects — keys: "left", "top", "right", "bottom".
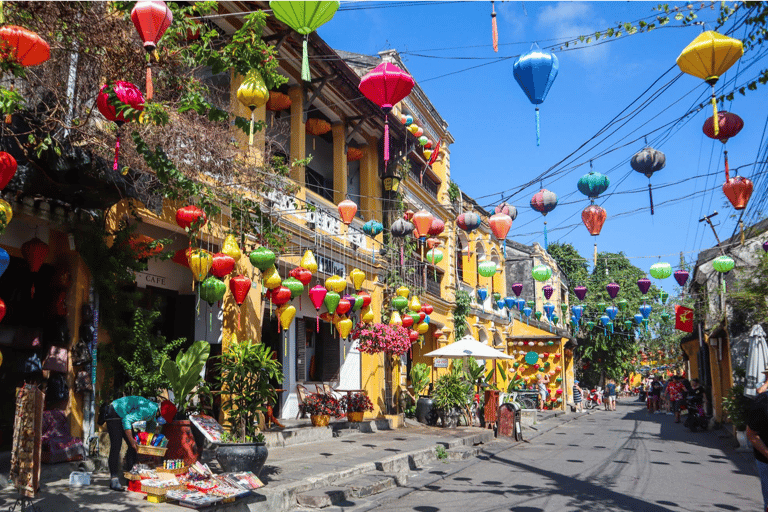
[
  {"left": 674, "top": 270, "right": 689, "bottom": 287},
  {"left": 176, "top": 205, "right": 207, "bottom": 232},
  {"left": 396, "top": 286, "right": 410, "bottom": 298},
  {"left": 457, "top": 212, "right": 482, "bottom": 233},
  {"left": 97, "top": 81, "right": 144, "bottom": 172},
  {"left": 543, "top": 285, "right": 553, "bottom": 300},
  {"left": 237, "top": 70, "right": 269, "bottom": 146},
  {"left": 324, "top": 290, "right": 341, "bottom": 318},
  {"left": 0, "top": 199, "right": 11, "bottom": 234},
  {"left": 513, "top": 44, "right": 559, "bottom": 146},
  {"left": 640, "top": 304, "right": 652, "bottom": 319},
  {"left": 210, "top": 253, "right": 236, "bottom": 279},
  {"left": 267, "top": 91, "right": 291, "bottom": 111},
  {"left": 605, "top": 306, "right": 618, "bottom": 321},
  {"left": 282, "top": 277, "right": 304, "bottom": 300},
  {"left": 574, "top": 286, "right": 587, "bottom": 301},
  {"left": 713, "top": 255, "right": 735, "bottom": 273},
  {"left": 280, "top": 304, "right": 297, "bottom": 331},
  {"left": 262, "top": 266, "right": 282, "bottom": 290},
  {"left": 495, "top": 202, "right": 518, "bottom": 220},
  {"left": 222, "top": 234, "right": 242, "bottom": 262},
  {"left": 389, "top": 310, "right": 403, "bottom": 326},
  {"left": 363, "top": 220, "right": 383, "bottom": 237},
  {"left": 408, "top": 295, "right": 421, "bottom": 312},
  {"left": 511, "top": 283, "right": 523, "bottom": 297},
  {"left": 402, "top": 314, "right": 414, "bottom": 329},
  {"left": 392, "top": 295, "right": 408, "bottom": 311},
  {"left": 250, "top": 247, "right": 276, "bottom": 272},
  {"left": 131, "top": 0, "right": 173, "bottom": 101},
  {"left": 530, "top": 189, "right": 558, "bottom": 248},
  {"left": 478, "top": 260, "right": 497, "bottom": 278},
  {"left": 325, "top": 275, "right": 346, "bottom": 293},
  {"left": 337, "top": 199, "right": 358, "bottom": 225},
  {"left": 476, "top": 287, "right": 488, "bottom": 302},
  {"left": 532, "top": 264, "right": 552, "bottom": 282},
  {"left": 309, "top": 285, "right": 327, "bottom": 332},
  {"left": 723, "top": 176, "right": 753, "bottom": 210},
  {"left": 489, "top": 213, "right": 513, "bottom": 257},
  {"left": 426, "top": 248, "right": 443, "bottom": 265},
  {"left": 0, "top": 152, "right": 17, "bottom": 190},
  {"left": 301, "top": 250, "right": 318, "bottom": 273},
  {"left": 358, "top": 290, "right": 372, "bottom": 308},
  {"left": 361, "top": 305, "right": 374, "bottom": 324},
  {"left": 606, "top": 282, "right": 620, "bottom": 299},
  {"left": 577, "top": 171, "right": 610, "bottom": 199},
  {"left": 336, "top": 298, "right": 351, "bottom": 316},
  {"left": 0, "top": 248, "right": 9, "bottom": 278},
  {"left": 350, "top": 268, "right": 366, "bottom": 290},
  {"left": 581, "top": 204, "right": 606, "bottom": 237},
  {"left": 358, "top": 62, "right": 415, "bottom": 165},
  {"left": 428, "top": 217, "right": 445, "bottom": 237},
  {"left": 337, "top": 317, "right": 353, "bottom": 339},
  {"left": 172, "top": 248, "right": 191, "bottom": 268},
  {"left": 289, "top": 267, "right": 312, "bottom": 288},
  {"left": 21, "top": 237, "right": 48, "bottom": 294},
  {"left": 187, "top": 249, "right": 212, "bottom": 283},
  {"left": 200, "top": 277, "right": 226, "bottom": 307},
  {"left": 703, "top": 111, "right": 744, "bottom": 180},
  {"left": 637, "top": 278, "right": 651, "bottom": 295},
  {"left": 617, "top": 299, "right": 628, "bottom": 311},
  {"left": 631, "top": 146, "right": 666, "bottom": 215},
  {"left": 412, "top": 210, "right": 433, "bottom": 241},
  {"left": 650, "top": 262, "right": 672, "bottom": 280}
]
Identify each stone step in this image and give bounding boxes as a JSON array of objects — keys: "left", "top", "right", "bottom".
[
  {"left": 295, "top": 473, "right": 404, "bottom": 508},
  {"left": 445, "top": 445, "right": 482, "bottom": 461},
  {"left": 263, "top": 419, "right": 395, "bottom": 449}
]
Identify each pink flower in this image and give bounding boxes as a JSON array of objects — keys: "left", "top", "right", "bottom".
[{"left": 352, "top": 323, "right": 411, "bottom": 356}]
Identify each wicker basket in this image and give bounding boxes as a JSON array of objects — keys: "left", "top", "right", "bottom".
[
  {"left": 137, "top": 445, "right": 167, "bottom": 457},
  {"left": 140, "top": 482, "right": 185, "bottom": 497},
  {"left": 156, "top": 466, "right": 188, "bottom": 476}
]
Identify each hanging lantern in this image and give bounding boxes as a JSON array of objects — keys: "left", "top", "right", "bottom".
[
  {"left": 309, "top": 285, "right": 327, "bottom": 332},
  {"left": 361, "top": 305, "right": 374, "bottom": 324},
  {"left": 249, "top": 247, "right": 276, "bottom": 272},
  {"left": 426, "top": 238, "right": 442, "bottom": 249},
  {"left": 414, "top": 127, "right": 424, "bottom": 138},
  {"left": 222, "top": 234, "right": 242, "bottom": 262},
  {"left": 401, "top": 314, "right": 414, "bottom": 329},
  {"left": 418, "top": 135, "right": 428, "bottom": 146},
  {"left": 389, "top": 310, "right": 403, "bottom": 326},
  {"left": 516, "top": 298, "right": 526, "bottom": 311},
  {"left": 187, "top": 249, "right": 212, "bottom": 282},
  {"left": 513, "top": 44, "right": 559, "bottom": 146},
  {"left": 606, "top": 282, "right": 620, "bottom": 299},
  {"left": 350, "top": 268, "right": 366, "bottom": 290},
  {"left": 271, "top": 286, "right": 292, "bottom": 309},
  {"left": 325, "top": 275, "right": 346, "bottom": 293},
  {"left": 391, "top": 218, "right": 414, "bottom": 238},
  {"left": 306, "top": 117, "right": 332, "bottom": 136},
  {"left": 531, "top": 264, "right": 552, "bottom": 282},
  {"left": 396, "top": 286, "right": 410, "bottom": 298},
  {"left": 530, "top": 189, "right": 558, "bottom": 248},
  {"left": 237, "top": 70, "right": 269, "bottom": 146},
  {"left": 605, "top": 306, "right": 618, "bottom": 321},
  {"left": 408, "top": 295, "right": 422, "bottom": 312},
  {"left": 677, "top": 31, "right": 743, "bottom": 137},
  {"left": 337, "top": 199, "right": 358, "bottom": 225},
  {"left": 282, "top": 277, "right": 305, "bottom": 300},
  {"left": 617, "top": 299, "right": 628, "bottom": 311},
  {"left": 543, "top": 303, "right": 555, "bottom": 319},
  {"left": 723, "top": 176, "right": 753, "bottom": 210},
  {"left": 210, "top": 252, "right": 236, "bottom": 279},
  {"left": 347, "top": 147, "right": 363, "bottom": 162},
  {"left": 660, "top": 311, "right": 671, "bottom": 323},
  {"left": 97, "top": 81, "right": 145, "bottom": 173},
  {"left": 511, "top": 283, "right": 523, "bottom": 296},
  {"left": 362, "top": 219, "right": 383, "bottom": 237},
  {"left": 577, "top": 171, "right": 610, "bottom": 199},
  {"left": 280, "top": 304, "right": 297, "bottom": 331},
  {"left": 0, "top": 248, "right": 9, "bottom": 278},
  {"left": 574, "top": 286, "right": 587, "bottom": 301},
  {"left": 428, "top": 217, "right": 445, "bottom": 237},
  {"left": 0, "top": 25, "right": 50, "bottom": 68},
  {"left": 175, "top": 205, "right": 207, "bottom": 232},
  {"left": 423, "top": 149, "right": 433, "bottom": 161},
  {"left": 659, "top": 290, "right": 669, "bottom": 304},
  {"left": 650, "top": 262, "right": 672, "bottom": 280},
  {"left": 713, "top": 255, "right": 735, "bottom": 273},
  {"left": 336, "top": 298, "right": 352, "bottom": 316},
  {"left": 0, "top": 199, "right": 12, "bottom": 234},
  {"left": 200, "top": 277, "right": 226, "bottom": 307},
  {"left": 358, "top": 62, "right": 415, "bottom": 166},
  {"left": 267, "top": 91, "right": 292, "bottom": 111},
  {"left": 581, "top": 204, "right": 606, "bottom": 236},
  {"left": 0, "top": 152, "right": 17, "bottom": 190},
  {"left": 412, "top": 210, "right": 434, "bottom": 240},
  {"left": 172, "top": 248, "right": 191, "bottom": 268},
  {"left": 674, "top": 270, "right": 689, "bottom": 287},
  {"left": 324, "top": 290, "right": 341, "bottom": 316},
  {"left": 495, "top": 202, "right": 518, "bottom": 220},
  {"left": 421, "top": 304, "right": 434, "bottom": 315},
  {"left": 21, "top": 237, "right": 48, "bottom": 273},
  {"left": 504, "top": 297, "right": 515, "bottom": 309},
  {"left": 263, "top": 266, "right": 282, "bottom": 290},
  {"left": 426, "top": 248, "right": 443, "bottom": 265},
  {"left": 457, "top": 212, "right": 482, "bottom": 233},
  {"left": 301, "top": 250, "right": 318, "bottom": 273},
  {"left": 476, "top": 287, "right": 488, "bottom": 302},
  {"left": 131, "top": 0, "right": 173, "bottom": 101},
  {"left": 630, "top": 146, "right": 666, "bottom": 215},
  {"left": 597, "top": 302, "right": 607, "bottom": 313},
  {"left": 392, "top": 295, "right": 408, "bottom": 311},
  {"left": 270, "top": 1, "right": 340, "bottom": 81},
  {"left": 478, "top": 260, "right": 497, "bottom": 277},
  {"left": 637, "top": 277, "right": 651, "bottom": 295},
  {"left": 571, "top": 305, "right": 583, "bottom": 323},
  {"left": 337, "top": 317, "right": 353, "bottom": 339},
  {"left": 704, "top": 111, "right": 744, "bottom": 180},
  {"left": 640, "top": 304, "right": 653, "bottom": 319},
  {"left": 489, "top": 213, "right": 513, "bottom": 257},
  {"left": 543, "top": 285, "right": 553, "bottom": 300}
]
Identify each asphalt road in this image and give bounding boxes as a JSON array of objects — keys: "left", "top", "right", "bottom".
[{"left": 320, "top": 400, "right": 762, "bottom": 512}]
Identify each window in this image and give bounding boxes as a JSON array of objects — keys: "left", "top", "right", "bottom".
[
  {"left": 456, "top": 241, "right": 464, "bottom": 283},
  {"left": 409, "top": 158, "right": 439, "bottom": 198},
  {"left": 306, "top": 167, "right": 333, "bottom": 202},
  {"left": 305, "top": 130, "right": 334, "bottom": 200}
]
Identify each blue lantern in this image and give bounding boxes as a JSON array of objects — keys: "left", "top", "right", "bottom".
[
  {"left": 504, "top": 297, "right": 516, "bottom": 310},
  {"left": 640, "top": 304, "right": 653, "bottom": 319},
  {"left": 513, "top": 44, "right": 559, "bottom": 146},
  {"left": 600, "top": 314, "right": 610, "bottom": 327},
  {"left": 543, "top": 302, "right": 554, "bottom": 319},
  {"left": 605, "top": 306, "right": 618, "bottom": 321},
  {"left": 476, "top": 287, "right": 487, "bottom": 302},
  {"left": 571, "top": 305, "right": 583, "bottom": 323},
  {"left": 516, "top": 298, "right": 525, "bottom": 311},
  {"left": 423, "top": 315, "right": 430, "bottom": 325},
  {"left": 405, "top": 115, "right": 413, "bottom": 126},
  {"left": 0, "top": 248, "right": 8, "bottom": 278},
  {"left": 634, "top": 313, "right": 644, "bottom": 325},
  {"left": 362, "top": 220, "right": 383, "bottom": 237},
  {"left": 496, "top": 299, "right": 505, "bottom": 310},
  {"left": 523, "top": 306, "right": 532, "bottom": 318}
]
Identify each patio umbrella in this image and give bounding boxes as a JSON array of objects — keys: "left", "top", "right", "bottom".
[
  {"left": 745, "top": 324, "right": 768, "bottom": 397},
  {"left": 424, "top": 334, "right": 514, "bottom": 360}
]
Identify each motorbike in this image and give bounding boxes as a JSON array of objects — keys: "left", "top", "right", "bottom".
[
  {"left": 584, "top": 388, "right": 602, "bottom": 409},
  {"left": 683, "top": 396, "right": 708, "bottom": 432}
]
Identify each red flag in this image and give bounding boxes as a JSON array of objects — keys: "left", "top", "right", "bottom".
[
  {"left": 675, "top": 305, "right": 693, "bottom": 333},
  {"left": 428, "top": 139, "right": 441, "bottom": 167}
]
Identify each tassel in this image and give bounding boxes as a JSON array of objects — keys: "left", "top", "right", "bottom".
[
  {"left": 400, "top": 244, "right": 404, "bottom": 267},
  {"left": 249, "top": 110, "right": 255, "bottom": 146},
  {"left": 543, "top": 220, "right": 548, "bottom": 250},
  {"left": 503, "top": 240, "right": 506, "bottom": 259},
  {"left": 301, "top": 36, "right": 310, "bottom": 82},
  {"left": 113, "top": 124, "right": 121, "bottom": 172},
  {"left": 238, "top": 308, "right": 242, "bottom": 330},
  {"left": 648, "top": 183, "right": 655, "bottom": 215},
  {"left": 384, "top": 116, "right": 389, "bottom": 163},
  {"left": 491, "top": 1, "right": 498, "bottom": 52},
  {"left": 316, "top": 315, "right": 320, "bottom": 333},
  {"left": 285, "top": 331, "right": 288, "bottom": 358},
  {"left": 711, "top": 88, "right": 719, "bottom": 137},
  {"left": 146, "top": 63, "right": 153, "bottom": 102},
  {"left": 724, "top": 150, "right": 730, "bottom": 181},
  {"left": 535, "top": 107, "right": 541, "bottom": 146}
]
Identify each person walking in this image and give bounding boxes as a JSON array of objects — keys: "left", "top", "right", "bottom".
[
  {"left": 668, "top": 376, "right": 685, "bottom": 423},
  {"left": 650, "top": 377, "right": 663, "bottom": 413},
  {"left": 536, "top": 372, "right": 550, "bottom": 411},
  {"left": 573, "top": 380, "right": 584, "bottom": 413},
  {"left": 104, "top": 397, "right": 176, "bottom": 491},
  {"left": 605, "top": 378, "right": 617, "bottom": 411}
]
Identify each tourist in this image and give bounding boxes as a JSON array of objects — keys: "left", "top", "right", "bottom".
[
  {"left": 573, "top": 380, "right": 584, "bottom": 413},
  {"left": 605, "top": 378, "right": 617, "bottom": 411},
  {"left": 536, "top": 372, "right": 550, "bottom": 412}
]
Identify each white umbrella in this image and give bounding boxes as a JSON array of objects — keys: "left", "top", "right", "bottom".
[
  {"left": 745, "top": 324, "right": 768, "bottom": 397},
  {"left": 425, "top": 334, "right": 513, "bottom": 360}
]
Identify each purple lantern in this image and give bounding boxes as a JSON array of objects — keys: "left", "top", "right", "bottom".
[
  {"left": 574, "top": 286, "right": 587, "bottom": 301},
  {"left": 637, "top": 277, "right": 651, "bottom": 295},
  {"left": 606, "top": 282, "right": 620, "bottom": 299},
  {"left": 673, "top": 270, "right": 689, "bottom": 287},
  {"left": 763, "top": 240, "right": 768, "bottom": 253},
  {"left": 512, "top": 283, "right": 523, "bottom": 297},
  {"left": 543, "top": 284, "right": 554, "bottom": 300}
]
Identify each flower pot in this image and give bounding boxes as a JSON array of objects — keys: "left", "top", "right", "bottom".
[
  {"left": 215, "top": 442, "right": 268, "bottom": 476},
  {"left": 439, "top": 407, "right": 461, "bottom": 428},
  {"left": 415, "top": 396, "right": 436, "bottom": 425},
  {"left": 311, "top": 414, "right": 330, "bottom": 427},
  {"left": 163, "top": 420, "right": 199, "bottom": 466},
  {"left": 736, "top": 429, "right": 752, "bottom": 452},
  {"left": 347, "top": 411, "right": 365, "bottom": 423}
]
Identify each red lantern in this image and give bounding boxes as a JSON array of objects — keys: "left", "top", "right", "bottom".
[
  {"left": 581, "top": 204, "right": 606, "bottom": 236},
  {"left": 428, "top": 217, "right": 445, "bottom": 237},
  {"left": 722, "top": 176, "right": 753, "bottom": 210},
  {"left": 290, "top": 267, "right": 313, "bottom": 287},
  {"left": 337, "top": 199, "right": 358, "bottom": 225},
  {"left": 418, "top": 311, "right": 426, "bottom": 323},
  {"left": 336, "top": 298, "right": 352, "bottom": 316},
  {"left": 489, "top": 213, "right": 512, "bottom": 240},
  {"left": 346, "top": 147, "right": 363, "bottom": 162},
  {"left": 0, "top": 298, "right": 5, "bottom": 322},
  {"left": 421, "top": 304, "right": 433, "bottom": 315},
  {"left": 358, "top": 62, "right": 415, "bottom": 164},
  {"left": 271, "top": 286, "right": 292, "bottom": 307},
  {"left": 266, "top": 91, "right": 292, "bottom": 111},
  {"left": 0, "top": 152, "right": 17, "bottom": 190},
  {"left": 210, "top": 252, "right": 236, "bottom": 279},
  {"left": 402, "top": 315, "right": 414, "bottom": 329},
  {"left": 409, "top": 330, "right": 419, "bottom": 342},
  {"left": 172, "top": 248, "right": 191, "bottom": 268},
  {"left": 404, "top": 209, "right": 414, "bottom": 221},
  {"left": 357, "top": 290, "right": 372, "bottom": 308},
  {"left": 175, "top": 205, "right": 207, "bottom": 231},
  {"left": 306, "top": 117, "right": 331, "bottom": 136},
  {"left": 412, "top": 210, "right": 433, "bottom": 239},
  {"left": 131, "top": 0, "right": 173, "bottom": 101},
  {"left": 426, "top": 238, "right": 442, "bottom": 249},
  {"left": 229, "top": 274, "right": 251, "bottom": 306},
  {"left": 703, "top": 111, "right": 743, "bottom": 143},
  {"left": 0, "top": 25, "right": 50, "bottom": 67},
  {"left": 97, "top": 81, "right": 144, "bottom": 172},
  {"left": 21, "top": 237, "right": 48, "bottom": 273},
  {"left": 128, "top": 234, "right": 163, "bottom": 259}
]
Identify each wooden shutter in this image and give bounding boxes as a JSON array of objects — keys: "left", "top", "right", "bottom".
[{"left": 296, "top": 319, "right": 306, "bottom": 382}]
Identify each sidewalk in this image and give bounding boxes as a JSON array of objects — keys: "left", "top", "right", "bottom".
[{"left": 0, "top": 411, "right": 587, "bottom": 512}]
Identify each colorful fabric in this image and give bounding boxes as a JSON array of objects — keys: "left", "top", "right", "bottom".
[
  {"left": 668, "top": 381, "right": 684, "bottom": 402},
  {"left": 111, "top": 396, "right": 159, "bottom": 430}
]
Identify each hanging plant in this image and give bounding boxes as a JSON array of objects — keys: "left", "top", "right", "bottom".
[{"left": 351, "top": 323, "right": 410, "bottom": 356}]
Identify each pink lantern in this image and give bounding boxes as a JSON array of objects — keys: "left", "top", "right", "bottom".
[
  {"left": 309, "top": 285, "right": 327, "bottom": 332},
  {"left": 337, "top": 199, "right": 358, "bottom": 225},
  {"left": 97, "top": 81, "right": 144, "bottom": 172},
  {"left": 428, "top": 217, "right": 445, "bottom": 236}
]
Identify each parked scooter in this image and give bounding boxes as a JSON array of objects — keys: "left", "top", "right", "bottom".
[
  {"left": 584, "top": 388, "right": 602, "bottom": 409},
  {"left": 684, "top": 395, "right": 708, "bottom": 432}
]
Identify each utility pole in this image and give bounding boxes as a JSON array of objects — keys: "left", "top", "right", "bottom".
[{"left": 699, "top": 211, "right": 722, "bottom": 248}]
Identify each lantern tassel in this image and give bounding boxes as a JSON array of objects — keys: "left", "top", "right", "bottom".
[
  {"left": 491, "top": 1, "right": 498, "bottom": 53},
  {"left": 711, "top": 88, "right": 719, "bottom": 137},
  {"left": 384, "top": 116, "right": 390, "bottom": 164},
  {"left": 648, "top": 183, "right": 655, "bottom": 215},
  {"left": 317, "top": 314, "right": 320, "bottom": 333},
  {"left": 285, "top": 331, "right": 288, "bottom": 358},
  {"left": 113, "top": 124, "right": 121, "bottom": 172},
  {"left": 503, "top": 239, "right": 506, "bottom": 259},
  {"left": 301, "top": 35, "right": 310, "bottom": 82},
  {"left": 249, "top": 110, "right": 255, "bottom": 146},
  {"left": 724, "top": 150, "right": 730, "bottom": 181},
  {"left": 543, "top": 220, "right": 548, "bottom": 250},
  {"left": 535, "top": 107, "right": 541, "bottom": 147},
  {"left": 146, "top": 63, "right": 153, "bottom": 102},
  {"left": 400, "top": 244, "right": 404, "bottom": 267}
]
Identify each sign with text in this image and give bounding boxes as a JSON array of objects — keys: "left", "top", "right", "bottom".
[{"left": 433, "top": 358, "right": 449, "bottom": 368}]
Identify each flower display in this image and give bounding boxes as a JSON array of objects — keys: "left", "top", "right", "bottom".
[
  {"left": 341, "top": 392, "right": 374, "bottom": 413},
  {"left": 301, "top": 393, "right": 344, "bottom": 418},
  {"left": 351, "top": 322, "right": 411, "bottom": 356}
]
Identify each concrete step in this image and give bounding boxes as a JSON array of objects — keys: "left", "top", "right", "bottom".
[
  {"left": 263, "top": 419, "right": 395, "bottom": 449},
  {"left": 295, "top": 472, "right": 405, "bottom": 508},
  {"left": 445, "top": 445, "right": 482, "bottom": 461}
]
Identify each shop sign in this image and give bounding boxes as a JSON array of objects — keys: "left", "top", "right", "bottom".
[
  {"left": 317, "top": 255, "right": 345, "bottom": 278},
  {"left": 135, "top": 271, "right": 168, "bottom": 288},
  {"left": 434, "top": 358, "right": 449, "bottom": 368}
]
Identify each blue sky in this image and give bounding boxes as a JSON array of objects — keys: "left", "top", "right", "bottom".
[{"left": 318, "top": 1, "right": 768, "bottom": 288}]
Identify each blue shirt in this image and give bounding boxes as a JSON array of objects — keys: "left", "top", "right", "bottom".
[{"left": 111, "top": 396, "right": 159, "bottom": 430}]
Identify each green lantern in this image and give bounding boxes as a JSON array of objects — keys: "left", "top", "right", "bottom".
[
  {"left": 532, "top": 264, "right": 552, "bottom": 282},
  {"left": 597, "top": 302, "right": 607, "bottom": 313},
  {"left": 547, "top": 341, "right": 554, "bottom": 346},
  {"left": 586, "top": 321, "right": 596, "bottom": 330},
  {"left": 352, "top": 295, "right": 364, "bottom": 312},
  {"left": 617, "top": 299, "right": 628, "bottom": 311},
  {"left": 660, "top": 311, "right": 670, "bottom": 323},
  {"left": 534, "top": 311, "right": 542, "bottom": 320},
  {"left": 478, "top": 260, "right": 497, "bottom": 277},
  {"left": 282, "top": 277, "right": 305, "bottom": 300},
  {"left": 392, "top": 295, "right": 408, "bottom": 311},
  {"left": 418, "top": 135, "right": 429, "bottom": 146},
  {"left": 270, "top": 1, "right": 341, "bottom": 82},
  {"left": 649, "top": 261, "right": 672, "bottom": 279},
  {"left": 200, "top": 276, "right": 226, "bottom": 306},
  {"left": 713, "top": 255, "right": 735, "bottom": 273},
  {"left": 493, "top": 292, "right": 502, "bottom": 302},
  {"left": 527, "top": 299, "right": 536, "bottom": 308},
  {"left": 324, "top": 291, "right": 340, "bottom": 315},
  {"left": 426, "top": 248, "right": 443, "bottom": 265},
  {"left": 659, "top": 290, "right": 669, "bottom": 304},
  {"left": 551, "top": 314, "right": 559, "bottom": 325},
  {"left": 624, "top": 320, "right": 633, "bottom": 330},
  {"left": 409, "top": 312, "right": 421, "bottom": 325},
  {"left": 249, "top": 247, "right": 276, "bottom": 272}
]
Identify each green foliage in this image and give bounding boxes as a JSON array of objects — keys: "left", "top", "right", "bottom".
[
  {"left": 215, "top": 340, "right": 284, "bottom": 442},
  {"left": 435, "top": 445, "right": 448, "bottom": 460},
  {"left": 119, "top": 307, "right": 186, "bottom": 400},
  {"left": 729, "top": 250, "right": 768, "bottom": 326},
  {"left": 162, "top": 340, "right": 211, "bottom": 416},
  {"left": 432, "top": 363, "right": 472, "bottom": 412},
  {"left": 722, "top": 384, "right": 749, "bottom": 430},
  {"left": 453, "top": 290, "right": 471, "bottom": 339},
  {"left": 409, "top": 363, "right": 431, "bottom": 396},
  {"left": 0, "top": 86, "right": 25, "bottom": 116},
  {"left": 447, "top": 180, "right": 460, "bottom": 203}
]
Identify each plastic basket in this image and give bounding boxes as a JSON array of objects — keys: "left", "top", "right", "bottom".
[{"left": 136, "top": 445, "right": 167, "bottom": 457}]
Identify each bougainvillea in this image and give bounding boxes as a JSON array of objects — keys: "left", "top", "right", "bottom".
[
  {"left": 351, "top": 322, "right": 411, "bottom": 356},
  {"left": 341, "top": 392, "right": 374, "bottom": 413},
  {"left": 301, "top": 393, "right": 344, "bottom": 418}
]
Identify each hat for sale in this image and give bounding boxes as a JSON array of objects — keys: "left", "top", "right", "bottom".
[{"left": 159, "top": 400, "right": 177, "bottom": 425}]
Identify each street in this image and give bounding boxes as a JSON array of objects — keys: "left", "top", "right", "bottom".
[{"left": 312, "top": 400, "right": 762, "bottom": 512}]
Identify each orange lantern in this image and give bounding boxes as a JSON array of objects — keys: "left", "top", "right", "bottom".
[
  {"left": 722, "top": 176, "right": 753, "bottom": 210},
  {"left": 346, "top": 147, "right": 363, "bottom": 162},
  {"left": 266, "top": 91, "right": 292, "bottom": 111},
  {"left": 581, "top": 204, "right": 606, "bottom": 236},
  {"left": 412, "top": 210, "right": 433, "bottom": 240},
  {"left": 306, "top": 118, "right": 331, "bottom": 136},
  {"left": 0, "top": 25, "right": 50, "bottom": 67},
  {"left": 337, "top": 199, "right": 358, "bottom": 225}
]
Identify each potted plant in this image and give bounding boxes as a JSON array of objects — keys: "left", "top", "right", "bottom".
[
  {"left": 302, "top": 393, "right": 344, "bottom": 426},
  {"left": 213, "top": 340, "right": 283, "bottom": 476},
  {"left": 723, "top": 384, "right": 752, "bottom": 450},
  {"left": 161, "top": 340, "right": 211, "bottom": 465},
  {"left": 341, "top": 393, "right": 374, "bottom": 422},
  {"left": 432, "top": 363, "right": 471, "bottom": 428},
  {"left": 410, "top": 363, "right": 435, "bottom": 425}
]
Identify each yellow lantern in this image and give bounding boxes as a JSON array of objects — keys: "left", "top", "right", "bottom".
[
  {"left": 423, "top": 149, "right": 433, "bottom": 161},
  {"left": 237, "top": 69, "right": 269, "bottom": 146},
  {"left": 0, "top": 199, "right": 12, "bottom": 232},
  {"left": 280, "top": 304, "right": 296, "bottom": 330},
  {"left": 350, "top": 268, "right": 366, "bottom": 291},
  {"left": 408, "top": 295, "right": 421, "bottom": 312},
  {"left": 187, "top": 249, "right": 212, "bottom": 282},
  {"left": 325, "top": 275, "right": 346, "bottom": 293},
  {"left": 263, "top": 266, "right": 282, "bottom": 290},
  {"left": 337, "top": 317, "right": 353, "bottom": 339},
  {"left": 361, "top": 305, "right": 374, "bottom": 324},
  {"left": 222, "top": 234, "right": 242, "bottom": 262},
  {"left": 396, "top": 286, "right": 410, "bottom": 298},
  {"left": 677, "top": 31, "right": 743, "bottom": 137},
  {"left": 389, "top": 310, "right": 402, "bottom": 326},
  {"left": 301, "top": 250, "right": 318, "bottom": 273},
  {"left": 407, "top": 124, "right": 419, "bottom": 135},
  {"left": 417, "top": 322, "right": 429, "bottom": 335}
]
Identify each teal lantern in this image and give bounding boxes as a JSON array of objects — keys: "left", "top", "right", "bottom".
[
  {"left": 551, "top": 314, "right": 559, "bottom": 325},
  {"left": 713, "top": 255, "right": 735, "bottom": 273},
  {"left": 597, "top": 302, "right": 607, "bottom": 313},
  {"left": 478, "top": 260, "right": 497, "bottom": 277},
  {"left": 525, "top": 351, "right": 539, "bottom": 365},
  {"left": 660, "top": 311, "right": 670, "bottom": 323},
  {"left": 534, "top": 311, "right": 542, "bottom": 320},
  {"left": 659, "top": 290, "right": 669, "bottom": 304},
  {"left": 649, "top": 261, "right": 672, "bottom": 279},
  {"left": 617, "top": 299, "right": 628, "bottom": 311},
  {"left": 362, "top": 220, "right": 383, "bottom": 237},
  {"left": 526, "top": 299, "right": 536, "bottom": 308},
  {"left": 586, "top": 321, "right": 595, "bottom": 330},
  {"left": 532, "top": 264, "right": 552, "bottom": 282},
  {"left": 560, "top": 304, "right": 568, "bottom": 315},
  {"left": 577, "top": 171, "right": 610, "bottom": 199}
]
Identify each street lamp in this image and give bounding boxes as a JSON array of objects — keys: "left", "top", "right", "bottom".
[{"left": 382, "top": 168, "right": 401, "bottom": 192}]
